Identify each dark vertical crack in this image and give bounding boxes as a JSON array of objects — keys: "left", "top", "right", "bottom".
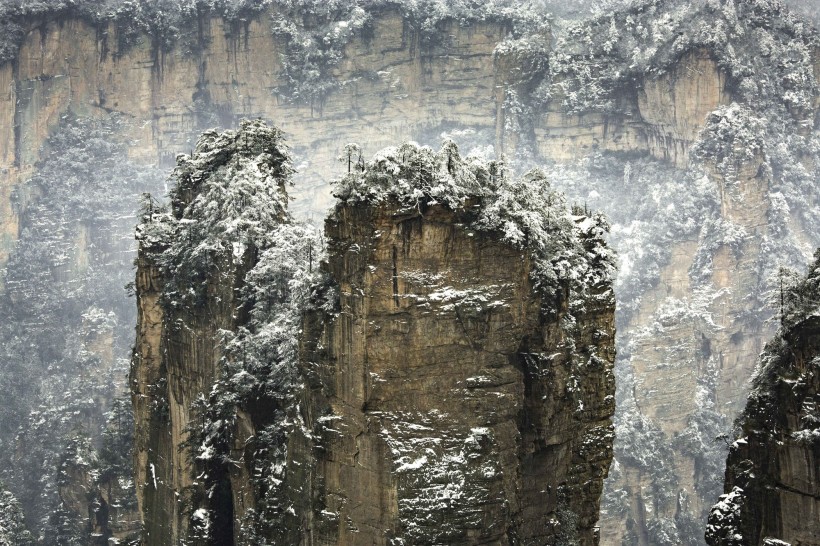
[{"left": 392, "top": 245, "right": 399, "bottom": 308}]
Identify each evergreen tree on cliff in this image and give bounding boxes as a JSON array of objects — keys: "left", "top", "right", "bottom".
[{"left": 0, "top": 482, "right": 34, "bottom": 546}]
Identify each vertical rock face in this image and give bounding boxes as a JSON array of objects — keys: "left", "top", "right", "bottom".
[
  {"left": 5, "top": 3, "right": 819, "bottom": 544},
  {"left": 0, "top": 8, "right": 512, "bottom": 231},
  {"left": 535, "top": 48, "right": 729, "bottom": 168},
  {"left": 131, "top": 120, "right": 293, "bottom": 544},
  {"left": 132, "top": 124, "right": 616, "bottom": 544},
  {"left": 302, "top": 203, "right": 614, "bottom": 544},
  {"left": 706, "top": 255, "right": 820, "bottom": 546}
]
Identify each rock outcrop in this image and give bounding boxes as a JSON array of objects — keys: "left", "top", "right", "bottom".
[
  {"left": 132, "top": 121, "right": 617, "bottom": 544},
  {"left": 131, "top": 120, "right": 294, "bottom": 544},
  {"left": 706, "top": 254, "right": 820, "bottom": 546},
  {"left": 298, "top": 183, "right": 616, "bottom": 545},
  {"left": 2, "top": 2, "right": 818, "bottom": 544}
]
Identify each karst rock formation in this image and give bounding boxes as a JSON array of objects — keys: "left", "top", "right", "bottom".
[{"left": 0, "top": 1, "right": 818, "bottom": 544}]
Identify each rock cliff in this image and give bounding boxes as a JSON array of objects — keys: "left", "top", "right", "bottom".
[
  {"left": 132, "top": 121, "right": 616, "bottom": 544},
  {"left": 132, "top": 120, "right": 295, "bottom": 544},
  {"left": 539, "top": 3, "right": 820, "bottom": 544},
  {"left": 1, "top": 1, "right": 819, "bottom": 543},
  {"left": 706, "top": 253, "right": 820, "bottom": 546}
]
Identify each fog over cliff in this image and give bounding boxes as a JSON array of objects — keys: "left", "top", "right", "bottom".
[{"left": 0, "top": 0, "right": 817, "bottom": 544}]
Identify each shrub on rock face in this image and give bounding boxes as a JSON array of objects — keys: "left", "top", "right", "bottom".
[
  {"left": 706, "top": 486, "right": 746, "bottom": 546},
  {"left": 0, "top": 483, "right": 34, "bottom": 546},
  {"left": 141, "top": 119, "right": 294, "bottom": 307}
]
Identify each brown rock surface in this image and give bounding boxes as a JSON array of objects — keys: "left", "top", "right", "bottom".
[
  {"left": 535, "top": 49, "right": 728, "bottom": 168},
  {"left": 706, "top": 257, "right": 820, "bottom": 546},
  {"left": 297, "top": 199, "right": 616, "bottom": 544}
]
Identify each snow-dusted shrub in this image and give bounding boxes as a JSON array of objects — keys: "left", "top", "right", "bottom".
[
  {"left": 705, "top": 487, "right": 746, "bottom": 545},
  {"left": 541, "top": 0, "right": 706, "bottom": 114},
  {"left": 648, "top": 517, "right": 683, "bottom": 546},
  {"left": 334, "top": 139, "right": 616, "bottom": 305},
  {"left": 689, "top": 217, "right": 749, "bottom": 282},
  {"left": 541, "top": 0, "right": 818, "bottom": 115},
  {"left": 693, "top": 104, "right": 767, "bottom": 178},
  {"left": 142, "top": 119, "right": 293, "bottom": 308},
  {"left": 775, "top": 251, "right": 820, "bottom": 328},
  {"left": 0, "top": 483, "right": 34, "bottom": 546},
  {"left": 272, "top": 6, "right": 371, "bottom": 107}
]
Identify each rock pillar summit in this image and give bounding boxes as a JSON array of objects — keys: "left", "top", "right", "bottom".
[{"left": 132, "top": 122, "right": 617, "bottom": 544}]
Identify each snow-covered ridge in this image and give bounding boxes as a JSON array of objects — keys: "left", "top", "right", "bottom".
[{"left": 334, "top": 139, "right": 617, "bottom": 304}]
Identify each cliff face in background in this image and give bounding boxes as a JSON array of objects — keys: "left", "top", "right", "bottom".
[
  {"left": 0, "top": 3, "right": 745, "bottom": 234},
  {"left": 132, "top": 122, "right": 616, "bottom": 544},
  {"left": 707, "top": 255, "right": 820, "bottom": 546},
  {"left": 1, "top": 1, "right": 819, "bottom": 543},
  {"left": 535, "top": 47, "right": 729, "bottom": 168},
  {"left": 541, "top": 2, "right": 820, "bottom": 543},
  {"left": 0, "top": 7, "right": 512, "bottom": 230}
]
